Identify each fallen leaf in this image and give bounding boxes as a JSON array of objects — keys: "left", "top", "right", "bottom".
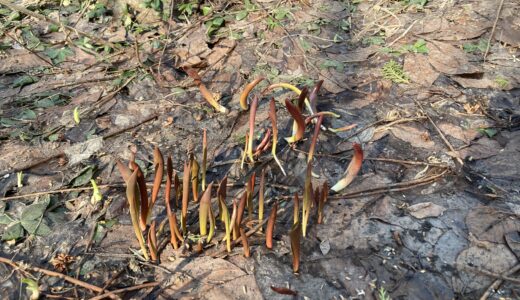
[
  {"left": 454, "top": 244, "right": 517, "bottom": 293},
  {"left": 448, "top": 137, "right": 501, "bottom": 160},
  {"left": 390, "top": 125, "right": 436, "bottom": 149},
  {"left": 64, "top": 137, "right": 104, "bottom": 165},
  {"left": 466, "top": 206, "right": 520, "bottom": 243},
  {"left": 408, "top": 202, "right": 446, "bottom": 219},
  {"left": 438, "top": 123, "right": 480, "bottom": 143},
  {"left": 0, "top": 50, "right": 44, "bottom": 74},
  {"left": 496, "top": 16, "right": 520, "bottom": 48},
  {"left": 271, "top": 286, "right": 298, "bottom": 296},
  {"left": 414, "top": 17, "right": 490, "bottom": 41},
  {"left": 404, "top": 53, "right": 439, "bottom": 87},
  {"left": 427, "top": 41, "right": 481, "bottom": 75}
]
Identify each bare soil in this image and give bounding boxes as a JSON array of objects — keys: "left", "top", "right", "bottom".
[{"left": 0, "top": 0, "right": 519, "bottom": 299}]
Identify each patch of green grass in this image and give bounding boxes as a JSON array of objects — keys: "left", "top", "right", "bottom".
[
  {"left": 320, "top": 59, "right": 345, "bottom": 72},
  {"left": 402, "top": 39, "right": 428, "bottom": 54},
  {"left": 142, "top": 0, "right": 163, "bottom": 13},
  {"left": 45, "top": 47, "right": 74, "bottom": 64},
  {"left": 494, "top": 76, "right": 509, "bottom": 89},
  {"left": 86, "top": 3, "right": 109, "bottom": 21},
  {"left": 265, "top": 6, "right": 291, "bottom": 30},
  {"left": 463, "top": 39, "right": 489, "bottom": 53},
  {"left": 205, "top": 16, "right": 225, "bottom": 37},
  {"left": 378, "top": 286, "right": 391, "bottom": 300},
  {"left": 235, "top": 0, "right": 255, "bottom": 21},
  {"left": 382, "top": 60, "right": 409, "bottom": 84},
  {"left": 363, "top": 36, "right": 385, "bottom": 46},
  {"left": 380, "top": 39, "right": 428, "bottom": 55},
  {"left": 178, "top": 1, "right": 197, "bottom": 19},
  {"left": 402, "top": 0, "right": 428, "bottom": 8}
]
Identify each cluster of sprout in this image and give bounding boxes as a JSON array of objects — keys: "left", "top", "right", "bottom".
[{"left": 117, "top": 75, "right": 364, "bottom": 273}]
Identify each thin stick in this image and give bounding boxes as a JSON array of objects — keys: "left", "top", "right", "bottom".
[
  {"left": 414, "top": 100, "right": 463, "bottom": 166},
  {"left": 4, "top": 32, "right": 54, "bottom": 67},
  {"left": 483, "top": 0, "right": 505, "bottom": 61},
  {"left": 0, "top": 0, "right": 117, "bottom": 49},
  {"left": 89, "top": 282, "right": 159, "bottom": 300},
  {"left": 387, "top": 20, "right": 418, "bottom": 47},
  {"left": 462, "top": 264, "right": 520, "bottom": 285},
  {"left": 480, "top": 264, "right": 520, "bottom": 300},
  {"left": 0, "top": 256, "right": 116, "bottom": 298},
  {"left": 329, "top": 168, "right": 450, "bottom": 200},
  {"left": 0, "top": 183, "right": 125, "bottom": 201},
  {"left": 102, "top": 114, "right": 158, "bottom": 140}
]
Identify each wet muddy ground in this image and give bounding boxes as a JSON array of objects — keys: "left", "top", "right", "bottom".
[{"left": 0, "top": 0, "right": 519, "bottom": 299}]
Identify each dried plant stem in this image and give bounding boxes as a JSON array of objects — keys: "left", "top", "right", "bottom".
[
  {"left": 0, "top": 256, "right": 116, "bottom": 298},
  {"left": 414, "top": 100, "right": 463, "bottom": 166},
  {"left": 240, "top": 77, "right": 264, "bottom": 110},
  {"left": 480, "top": 264, "right": 520, "bottom": 300},
  {"left": 483, "top": 0, "right": 505, "bottom": 61},
  {"left": 330, "top": 168, "right": 450, "bottom": 200}
]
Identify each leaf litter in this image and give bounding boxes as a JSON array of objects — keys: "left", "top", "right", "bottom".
[{"left": 0, "top": 0, "right": 519, "bottom": 299}]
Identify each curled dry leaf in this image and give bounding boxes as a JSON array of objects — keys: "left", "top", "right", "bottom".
[
  {"left": 217, "top": 176, "right": 228, "bottom": 222},
  {"left": 293, "top": 193, "right": 300, "bottom": 225},
  {"left": 240, "top": 77, "right": 264, "bottom": 110},
  {"left": 240, "top": 228, "right": 250, "bottom": 258},
  {"left": 181, "top": 161, "right": 190, "bottom": 233},
  {"left": 290, "top": 221, "right": 301, "bottom": 273},
  {"left": 185, "top": 67, "right": 228, "bottom": 113},
  {"left": 308, "top": 115, "right": 324, "bottom": 162},
  {"left": 292, "top": 87, "right": 308, "bottom": 137},
  {"left": 331, "top": 143, "right": 364, "bottom": 192},
  {"left": 241, "top": 133, "right": 249, "bottom": 170},
  {"left": 218, "top": 177, "right": 232, "bottom": 252},
  {"left": 165, "top": 156, "right": 182, "bottom": 249},
  {"left": 285, "top": 99, "right": 305, "bottom": 143},
  {"left": 329, "top": 123, "right": 357, "bottom": 133},
  {"left": 302, "top": 162, "right": 313, "bottom": 237},
  {"left": 174, "top": 172, "right": 180, "bottom": 208},
  {"left": 116, "top": 159, "right": 132, "bottom": 183},
  {"left": 254, "top": 128, "right": 272, "bottom": 156},
  {"left": 199, "top": 182, "right": 215, "bottom": 243},
  {"left": 231, "top": 199, "right": 239, "bottom": 241},
  {"left": 269, "top": 98, "right": 286, "bottom": 176},
  {"left": 317, "top": 181, "right": 328, "bottom": 224},
  {"left": 191, "top": 158, "right": 200, "bottom": 202},
  {"left": 236, "top": 192, "right": 247, "bottom": 230},
  {"left": 126, "top": 169, "right": 149, "bottom": 261},
  {"left": 247, "top": 96, "right": 259, "bottom": 163},
  {"left": 270, "top": 286, "right": 298, "bottom": 296},
  {"left": 151, "top": 147, "right": 164, "bottom": 209},
  {"left": 266, "top": 201, "right": 278, "bottom": 249},
  {"left": 147, "top": 220, "right": 158, "bottom": 262},
  {"left": 266, "top": 83, "right": 313, "bottom": 114},
  {"left": 130, "top": 161, "right": 149, "bottom": 231},
  {"left": 309, "top": 80, "right": 324, "bottom": 114}
]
